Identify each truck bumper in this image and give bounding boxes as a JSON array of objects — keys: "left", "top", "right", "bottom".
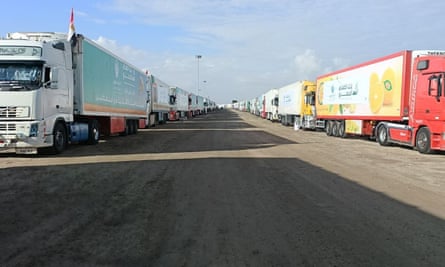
[
  {"left": 0, "top": 139, "right": 38, "bottom": 154},
  {"left": 0, "top": 121, "right": 53, "bottom": 154}
]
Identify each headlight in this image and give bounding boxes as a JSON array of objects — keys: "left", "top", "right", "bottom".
[
  {"left": 29, "top": 123, "right": 39, "bottom": 137},
  {"left": 16, "top": 123, "right": 39, "bottom": 138}
]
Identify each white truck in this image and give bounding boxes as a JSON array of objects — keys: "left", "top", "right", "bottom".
[
  {"left": 278, "top": 81, "right": 315, "bottom": 127},
  {"left": 263, "top": 88, "right": 279, "bottom": 121},
  {"left": 0, "top": 32, "right": 149, "bottom": 154},
  {"left": 168, "top": 86, "right": 189, "bottom": 120},
  {"left": 148, "top": 74, "right": 171, "bottom": 126}
]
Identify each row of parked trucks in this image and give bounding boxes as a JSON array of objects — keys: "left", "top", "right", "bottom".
[
  {"left": 235, "top": 50, "right": 445, "bottom": 154},
  {"left": 0, "top": 32, "right": 216, "bottom": 155}
]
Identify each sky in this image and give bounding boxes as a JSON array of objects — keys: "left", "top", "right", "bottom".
[{"left": 1, "top": 0, "right": 445, "bottom": 104}]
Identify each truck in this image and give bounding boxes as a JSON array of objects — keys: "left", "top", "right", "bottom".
[
  {"left": 168, "top": 86, "right": 189, "bottom": 120},
  {"left": 302, "top": 50, "right": 445, "bottom": 154},
  {"left": 0, "top": 32, "right": 149, "bottom": 154},
  {"left": 262, "top": 88, "right": 279, "bottom": 121},
  {"left": 195, "top": 95, "right": 206, "bottom": 114},
  {"left": 188, "top": 93, "right": 198, "bottom": 117},
  {"left": 203, "top": 97, "right": 213, "bottom": 114},
  {"left": 188, "top": 93, "right": 207, "bottom": 117},
  {"left": 278, "top": 80, "right": 315, "bottom": 127},
  {"left": 253, "top": 96, "right": 261, "bottom": 116},
  {"left": 148, "top": 74, "right": 171, "bottom": 126}
]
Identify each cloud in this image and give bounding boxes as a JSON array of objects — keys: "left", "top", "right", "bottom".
[
  {"left": 88, "top": 0, "right": 445, "bottom": 104},
  {"left": 294, "top": 49, "right": 321, "bottom": 81},
  {"left": 94, "top": 36, "right": 152, "bottom": 70}
]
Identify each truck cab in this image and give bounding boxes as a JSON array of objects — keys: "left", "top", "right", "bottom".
[
  {"left": 409, "top": 55, "right": 445, "bottom": 153},
  {"left": 375, "top": 53, "right": 445, "bottom": 153},
  {"left": 0, "top": 32, "right": 73, "bottom": 154},
  {"left": 302, "top": 83, "right": 319, "bottom": 130},
  {"left": 264, "top": 88, "right": 279, "bottom": 121}
]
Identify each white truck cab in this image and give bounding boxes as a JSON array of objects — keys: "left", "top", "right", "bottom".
[{"left": 0, "top": 32, "right": 74, "bottom": 154}]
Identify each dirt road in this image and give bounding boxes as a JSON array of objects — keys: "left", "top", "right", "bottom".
[{"left": 1, "top": 109, "right": 445, "bottom": 266}]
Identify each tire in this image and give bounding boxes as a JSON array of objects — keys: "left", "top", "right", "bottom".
[
  {"left": 331, "top": 121, "right": 339, "bottom": 137},
  {"left": 52, "top": 122, "right": 67, "bottom": 154},
  {"left": 377, "top": 124, "right": 389, "bottom": 146},
  {"left": 131, "top": 120, "right": 137, "bottom": 134},
  {"left": 120, "top": 120, "right": 129, "bottom": 136},
  {"left": 416, "top": 127, "right": 432, "bottom": 154},
  {"left": 338, "top": 121, "right": 346, "bottom": 138},
  {"left": 128, "top": 120, "right": 134, "bottom": 135},
  {"left": 133, "top": 120, "right": 139, "bottom": 134},
  {"left": 325, "top": 120, "right": 332, "bottom": 136},
  {"left": 87, "top": 120, "right": 100, "bottom": 145}
]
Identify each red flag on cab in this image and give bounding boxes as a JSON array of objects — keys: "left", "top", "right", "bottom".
[{"left": 67, "top": 8, "right": 76, "bottom": 41}]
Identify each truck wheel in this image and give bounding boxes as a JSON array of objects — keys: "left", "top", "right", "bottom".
[
  {"left": 87, "top": 120, "right": 100, "bottom": 145},
  {"left": 377, "top": 124, "right": 389, "bottom": 146},
  {"left": 127, "top": 120, "right": 133, "bottom": 135},
  {"left": 416, "top": 127, "right": 432, "bottom": 154},
  {"left": 338, "top": 121, "right": 346, "bottom": 138},
  {"left": 325, "top": 121, "right": 332, "bottom": 136},
  {"left": 52, "top": 122, "right": 67, "bottom": 154},
  {"left": 130, "top": 120, "right": 137, "bottom": 134},
  {"left": 120, "top": 121, "right": 129, "bottom": 136},
  {"left": 133, "top": 120, "right": 139, "bottom": 134},
  {"left": 332, "top": 121, "right": 339, "bottom": 137}
]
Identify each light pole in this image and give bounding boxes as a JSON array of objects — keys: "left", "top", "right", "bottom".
[
  {"left": 196, "top": 55, "right": 202, "bottom": 95},
  {"left": 203, "top": 80, "right": 208, "bottom": 113}
]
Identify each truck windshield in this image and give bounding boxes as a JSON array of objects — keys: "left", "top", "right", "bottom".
[{"left": 0, "top": 63, "right": 43, "bottom": 91}]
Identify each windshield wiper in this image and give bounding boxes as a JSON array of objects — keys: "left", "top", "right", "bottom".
[{"left": 10, "top": 85, "right": 27, "bottom": 91}]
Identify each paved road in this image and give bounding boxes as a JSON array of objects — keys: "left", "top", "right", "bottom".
[{"left": 1, "top": 109, "right": 445, "bottom": 266}]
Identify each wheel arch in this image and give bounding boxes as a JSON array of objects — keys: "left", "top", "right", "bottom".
[
  {"left": 374, "top": 121, "right": 386, "bottom": 137},
  {"left": 53, "top": 117, "right": 68, "bottom": 134}
]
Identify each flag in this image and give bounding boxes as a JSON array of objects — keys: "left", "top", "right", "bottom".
[{"left": 67, "top": 8, "right": 75, "bottom": 41}]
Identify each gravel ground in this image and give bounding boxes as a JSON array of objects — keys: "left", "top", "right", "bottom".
[{"left": 1, "top": 109, "right": 444, "bottom": 266}]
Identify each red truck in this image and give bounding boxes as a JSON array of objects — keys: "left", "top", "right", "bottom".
[{"left": 302, "top": 50, "right": 445, "bottom": 154}]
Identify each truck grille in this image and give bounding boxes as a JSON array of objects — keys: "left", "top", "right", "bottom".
[
  {"left": 0, "top": 106, "right": 30, "bottom": 118},
  {"left": 0, "top": 123, "right": 17, "bottom": 134}
]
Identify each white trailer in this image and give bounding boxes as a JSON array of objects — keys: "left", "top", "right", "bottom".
[
  {"left": 149, "top": 75, "right": 171, "bottom": 125},
  {"left": 264, "top": 89, "right": 279, "bottom": 121}
]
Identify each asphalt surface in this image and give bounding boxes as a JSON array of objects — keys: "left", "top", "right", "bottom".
[{"left": 1, "top": 109, "right": 445, "bottom": 266}]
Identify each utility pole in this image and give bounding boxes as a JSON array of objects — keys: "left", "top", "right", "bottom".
[{"left": 196, "top": 55, "right": 202, "bottom": 95}]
